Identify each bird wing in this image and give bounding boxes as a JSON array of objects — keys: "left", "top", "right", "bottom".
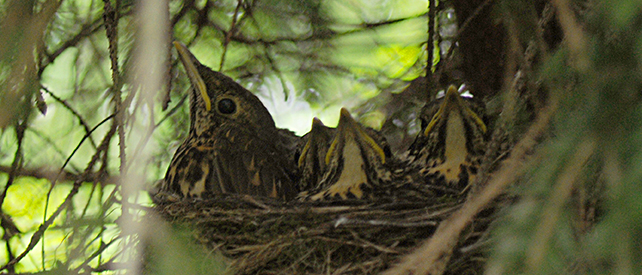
[{"left": 205, "top": 127, "right": 298, "bottom": 201}]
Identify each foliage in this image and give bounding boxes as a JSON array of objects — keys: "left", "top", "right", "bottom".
[
  {"left": 1, "top": 0, "right": 642, "bottom": 274},
  {"left": 487, "top": 1, "right": 642, "bottom": 274},
  {"left": 0, "top": 0, "right": 431, "bottom": 273}
]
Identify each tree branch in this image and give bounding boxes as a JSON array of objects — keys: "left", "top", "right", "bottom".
[{"left": 0, "top": 165, "right": 119, "bottom": 185}]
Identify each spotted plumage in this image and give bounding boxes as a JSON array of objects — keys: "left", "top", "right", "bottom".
[
  {"left": 294, "top": 118, "right": 336, "bottom": 192},
  {"left": 406, "top": 85, "right": 487, "bottom": 194},
  {"left": 299, "top": 108, "right": 394, "bottom": 201},
  {"left": 160, "top": 42, "right": 299, "bottom": 201}
]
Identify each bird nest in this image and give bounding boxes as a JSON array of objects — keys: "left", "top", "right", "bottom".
[{"left": 154, "top": 194, "right": 494, "bottom": 274}]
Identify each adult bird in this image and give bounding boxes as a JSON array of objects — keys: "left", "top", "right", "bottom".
[
  {"left": 406, "top": 85, "right": 488, "bottom": 194},
  {"left": 160, "top": 41, "right": 299, "bottom": 201},
  {"left": 299, "top": 108, "right": 394, "bottom": 201}
]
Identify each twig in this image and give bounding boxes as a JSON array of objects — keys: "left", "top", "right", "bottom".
[
  {"left": 156, "top": 93, "right": 189, "bottom": 127},
  {"left": 261, "top": 42, "right": 293, "bottom": 101},
  {"left": 525, "top": 138, "right": 596, "bottom": 272},
  {"left": 456, "top": 0, "right": 494, "bottom": 41},
  {"left": 0, "top": 119, "right": 27, "bottom": 209},
  {"left": 0, "top": 121, "right": 118, "bottom": 272},
  {"left": 0, "top": 118, "right": 27, "bottom": 274},
  {"left": 72, "top": 234, "right": 123, "bottom": 273},
  {"left": 127, "top": 90, "right": 187, "bottom": 178},
  {"left": 52, "top": 114, "right": 115, "bottom": 187},
  {"left": 39, "top": 114, "right": 114, "bottom": 268},
  {"left": 336, "top": 217, "right": 438, "bottom": 228},
  {"left": 26, "top": 128, "right": 83, "bottom": 173},
  {"left": 349, "top": 230, "right": 400, "bottom": 254},
  {"left": 0, "top": 165, "right": 117, "bottom": 185},
  {"left": 220, "top": 0, "right": 244, "bottom": 71},
  {"left": 551, "top": 0, "right": 588, "bottom": 70},
  {"left": 41, "top": 5, "right": 134, "bottom": 71},
  {"left": 102, "top": 0, "right": 126, "bottom": 177},
  {"left": 40, "top": 86, "right": 98, "bottom": 148},
  {"left": 382, "top": 91, "right": 560, "bottom": 275}
]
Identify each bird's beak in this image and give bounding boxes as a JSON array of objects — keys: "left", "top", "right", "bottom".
[
  {"left": 173, "top": 41, "right": 212, "bottom": 111},
  {"left": 423, "top": 85, "right": 487, "bottom": 136},
  {"left": 298, "top": 117, "right": 327, "bottom": 168}
]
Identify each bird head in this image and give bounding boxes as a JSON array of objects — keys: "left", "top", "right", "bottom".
[
  {"left": 308, "top": 108, "right": 392, "bottom": 200},
  {"left": 173, "top": 41, "right": 277, "bottom": 137},
  {"left": 295, "top": 117, "right": 335, "bottom": 191},
  {"left": 408, "top": 85, "right": 488, "bottom": 191}
]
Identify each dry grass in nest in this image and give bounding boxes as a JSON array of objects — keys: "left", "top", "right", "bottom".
[{"left": 154, "top": 194, "right": 495, "bottom": 274}]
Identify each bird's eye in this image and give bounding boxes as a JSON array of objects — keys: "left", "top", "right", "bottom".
[{"left": 217, "top": 98, "right": 236, "bottom": 114}]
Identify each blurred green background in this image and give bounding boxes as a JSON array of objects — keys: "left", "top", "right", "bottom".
[{"left": 1, "top": 0, "right": 642, "bottom": 274}]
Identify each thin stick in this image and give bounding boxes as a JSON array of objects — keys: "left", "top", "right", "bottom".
[
  {"left": 525, "top": 138, "right": 596, "bottom": 271},
  {"left": 383, "top": 92, "right": 560, "bottom": 275}
]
